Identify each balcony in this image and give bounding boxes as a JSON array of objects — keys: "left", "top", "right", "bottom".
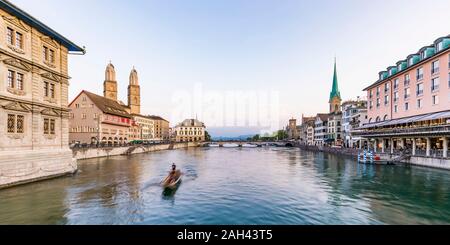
[{"left": 354, "top": 124, "right": 450, "bottom": 138}]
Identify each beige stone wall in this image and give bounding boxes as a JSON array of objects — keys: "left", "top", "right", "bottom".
[
  {"left": 0, "top": 9, "right": 78, "bottom": 188},
  {"left": 73, "top": 142, "right": 199, "bottom": 160}
]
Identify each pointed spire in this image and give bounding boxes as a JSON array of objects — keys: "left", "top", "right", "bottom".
[
  {"left": 129, "top": 67, "right": 139, "bottom": 85},
  {"left": 105, "top": 61, "right": 116, "bottom": 81},
  {"left": 329, "top": 57, "right": 341, "bottom": 102}
]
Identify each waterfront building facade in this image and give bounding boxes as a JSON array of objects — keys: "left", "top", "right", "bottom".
[
  {"left": 314, "top": 114, "right": 328, "bottom": 146},
  {"left": 299, "top": 115, "right": 315, "bottom": 145},
  {"left": 68, "top": 90, "right": 132, "bottom": 145},
  {"left": 134, "top": 114, "right": 154, "bottom": 140},
  {"left": 0, "top": 0, "right": 84, "bottom": 187},
  {"left": 342, "top": 98, "right": 368, "bottom": 148},
  {"left": 356, "top": 35, "right": 450, "bottom": 159},
  {"left": 148, "top": 115, "right": 170, "bottom": 141},
  {"left": 174, "top": 119, "right": 206, "bottom": 142}
]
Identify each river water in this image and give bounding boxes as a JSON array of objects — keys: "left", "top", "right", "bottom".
[{"left": 1, "top": 147, "right": 449, "bottom": 225}]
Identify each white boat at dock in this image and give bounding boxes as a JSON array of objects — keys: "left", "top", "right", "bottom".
[
  {"left": 209, "top": 143, "right": 220, "bottom": 147},
  {"left": 242, "top": 144, "right": 257, "bottom": 148}
]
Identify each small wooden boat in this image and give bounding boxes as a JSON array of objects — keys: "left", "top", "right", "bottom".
[{"left": 161, "top": 170, "right": 182, "bottom": 189}]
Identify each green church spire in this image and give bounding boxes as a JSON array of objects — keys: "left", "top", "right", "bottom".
[{"left": 329, "top": 58, "right": 341, "bottom": 102}]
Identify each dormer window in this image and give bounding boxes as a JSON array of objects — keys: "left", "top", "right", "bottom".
[
  {"left": 409, "top": 57, "right": 415, "bottom": 66},
  {"left": 437, "top": 41, "right": 443, "bottom": 52}
]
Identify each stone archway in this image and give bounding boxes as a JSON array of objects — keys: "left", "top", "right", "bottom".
[{"left": 108, "top": 137, "right": 113, "bottom": 146}]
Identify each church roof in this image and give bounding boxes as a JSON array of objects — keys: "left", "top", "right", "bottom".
[
  {"left": 329, "top": 59, "right": 341, "bottom": 101},
  {"left": 81, "top": 90, "right": 131, "bottom": 118},
  {"left": 0, "top": 0, "right": 85, "bottom": 53}
]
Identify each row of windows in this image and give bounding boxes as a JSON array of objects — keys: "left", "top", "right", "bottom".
[
  {"left": 7, "top": 114, "right": 55, "bottom": 135},
  {"left": 178, "top": 131, "right": 203, "bottom": 136},
  {"left": 370, "top": 75, "right": 448, "bottom": 109},
  {"left": 6, "top": 69, "right": 57, "bottom": 100},
  {"left": 5, "top": 27, "right": 57, "bottom": 65},
  {"left": 371, "top": 56, "right": 449, "bottom": 99}
]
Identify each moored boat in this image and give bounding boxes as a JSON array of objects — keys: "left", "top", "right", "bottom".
[{"left": 242, "top": 144, "right": 257, "bottom": 148}]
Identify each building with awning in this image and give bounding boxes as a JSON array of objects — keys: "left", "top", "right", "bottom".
[{"left": 358, "top": 35, "right": 450, "bottom": 160}]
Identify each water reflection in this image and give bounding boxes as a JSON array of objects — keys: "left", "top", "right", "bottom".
[{"left": 0, "top": 147, "right": 449, "bottom": 224}]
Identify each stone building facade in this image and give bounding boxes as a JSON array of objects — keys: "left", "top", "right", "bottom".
[
  {"left": 0, "top": 0, "right": 84, "bottom": 188},
  {"left": 68, "top": 90, "right": 132, "bottom": 145},
  {"left": 148, "top": 115, "right": 170, "bottom": 141}
]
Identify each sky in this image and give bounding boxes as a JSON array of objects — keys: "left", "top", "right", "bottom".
[{"left": 11, "top": 0, "right": 450, "bottom": 136}]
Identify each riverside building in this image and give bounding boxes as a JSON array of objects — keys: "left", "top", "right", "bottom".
[
  {"left": 0, "top": 0, "right": 85, "bottom": 187},
  {"left": 355, "top": 35, "right": 450, "bottom": 162}
]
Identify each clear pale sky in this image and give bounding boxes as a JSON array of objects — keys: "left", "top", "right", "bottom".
[{"left": 12, "top": 0, "right": 450, "bottom": 136}]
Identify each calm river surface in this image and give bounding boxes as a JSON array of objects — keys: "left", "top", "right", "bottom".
[{"left": 1, "top": 147, "right": 450, "bottom": 225}]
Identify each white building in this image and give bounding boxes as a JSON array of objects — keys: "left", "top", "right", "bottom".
[
  {"left": 342, "top": 98, "right": 368, "bottom": 148},
  {"left": 314, "top": 114, "right": 328, "bottom": 146}
]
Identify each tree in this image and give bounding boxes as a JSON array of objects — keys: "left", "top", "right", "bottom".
[
  {"left": 205, "top": 131, "right": 212, "bottom": 142},
  {"left": 252, "top": 134, "right": 260, "bottom": 141},
  {"left": 276, "top": 130, "right": 288, "bottom": 140}
]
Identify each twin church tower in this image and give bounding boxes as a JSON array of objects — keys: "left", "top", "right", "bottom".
[{"left": 103, "top": 62, "right": 141, "bottom": 115}]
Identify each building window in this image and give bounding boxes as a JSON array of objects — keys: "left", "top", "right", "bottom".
[
  {"left": 369, "top": 90, "right": 373, "bottom": 99},
  {"left": 404, "top": 88, "right": 410, "bottom": 99},
  {"left": 376, "top": 87, "right": 380, "bottom": 97},
  {"left": 369, "top": 101, "right": 373, "bottom": 109},
  {"left": 82, "top": 113, "right": 87, "bottom": 119},
  {"left": 43, "top": 118, "right": 55, "bottom": 135},
  {"left": 394, "top": 79, "right": 399, "bottom": 90},
  {"left": 417, "top": 67, "right": 424, "bottom": 80},
  {"left": 417, "top": 99, "right": 422, "bottom": 108},
  {"left": 431, "top": 77, "right": 439, "bottom": 92},
  {"left": 394, "top": 91, "right": 399, "bottom": 102},
  {"left": 17, "top": 73, "right": 24, "bottom": 90},
  {"left": 437, "top": 41, "right": 444, "bottom": 52},
  {"left": 405, "top": 102, "right": 409, "bottom": 111},
  {"left": 15, "top": 32, "right": 23, "bottom": 49},
  {"left": 7, "top": 27, "right": 13, "bottom": 46},
  {"left": 416, "top": 83, "right": 424, "bottom": 96},
  {"left": 404, "top": 74, "right": 410, "bottom": 86},
  {"left": 43, "top": 46, "right": 56, "bottom": 64},
  {"left": 44, "top": 81, "right": 55, "bottom": 98},
  {"left": 7, "top": 70, "right": 14, "bottom": 88},
  {"left": 432, "top": 60, "right": 440, "bottom": 74},
  {"left": 384, "top": 83, "right": 390, "bottom": 93},
  {"left": 394, "top": 105, "right": 398, "bottom": 113},
  {"left": 384, "top": 95, "right": 389, "bottom": 105},
  {"left": 432, "top": 95, "right": 439, "bottom": 105},
  {"left": 6, "top": 27, "right": 23, "bottom": 49},
  {"left": 7, "top": 114, "right": 24, "bottom": 134},
  {"left": 376, "top": 98, "right": 380, "bottom": 107},
  {"left": 7, "top": 70, "right": 24, "bottom": 91},
  {"left": 44, "top": 81, "right": 49, "bottom": 97}
]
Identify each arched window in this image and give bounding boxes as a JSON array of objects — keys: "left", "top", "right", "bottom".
[
  {"left": 376, "top": 116, "right": 381, "bottom": 122},
  {"left": 368, "top": 118, "right": 372, "bottom": 123},
  {"left": 383, "top": 115, "right": 388, "bottom": 121}
]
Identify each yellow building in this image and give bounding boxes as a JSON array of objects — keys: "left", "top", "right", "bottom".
[{"left": 0, "top": 0, "right": 84, "bottom": 188}]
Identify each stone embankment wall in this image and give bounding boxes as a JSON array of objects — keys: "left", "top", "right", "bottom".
[
  {"left": 299, "top": 145, "right": 450, "bottom": 170},
  {"left": 73, "top": 142, "right": 200, "bottom": 160},
  {"left": 0, "top": 149, "right": 77, "bottom": 189}
]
